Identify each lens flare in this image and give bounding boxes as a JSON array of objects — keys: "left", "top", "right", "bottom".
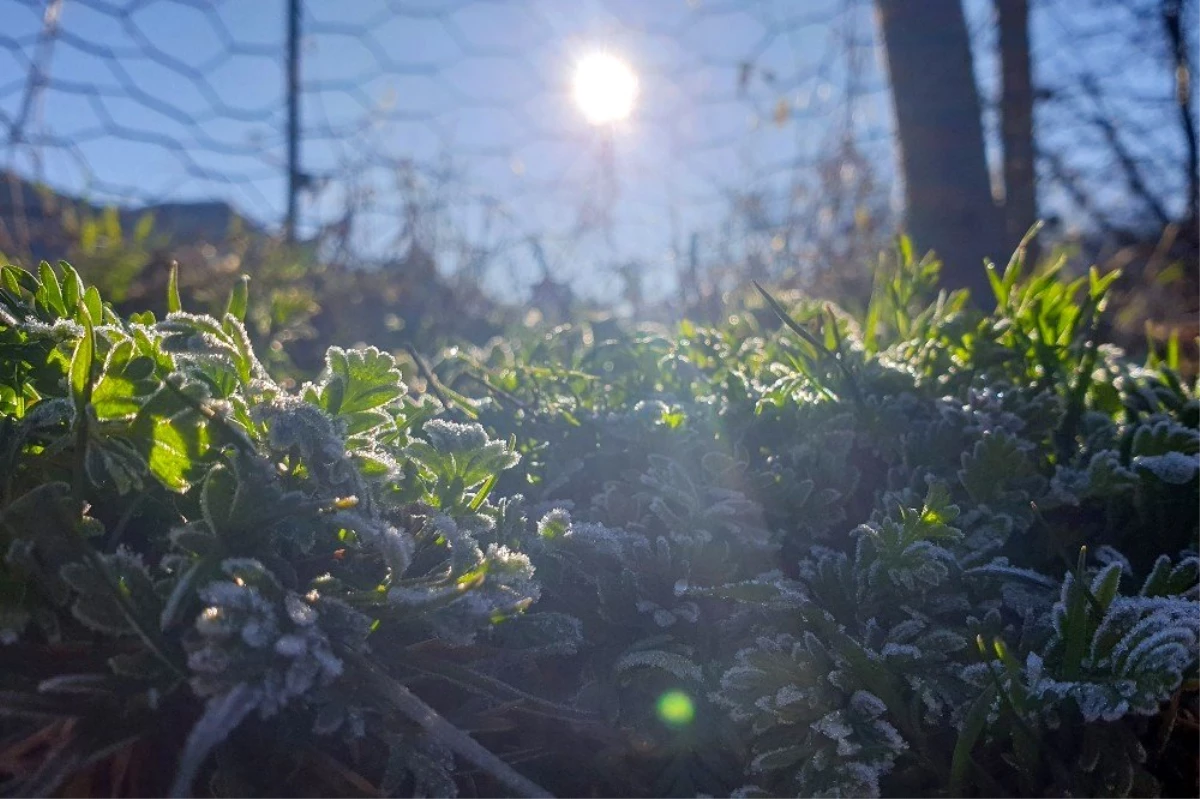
[
  {"left": 656, "top": 690, "right": 695, "bottom": 727},
  {"left": 573, "top": 52, "right": 639, "bottom": 125}
]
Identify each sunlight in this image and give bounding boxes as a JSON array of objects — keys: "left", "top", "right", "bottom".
[{"left": 573, "top": 51, "right": 639, "bottom": 125}]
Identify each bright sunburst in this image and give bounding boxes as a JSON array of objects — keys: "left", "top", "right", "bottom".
[{"left": 573, "top": 52, "right": 639, "bottom": 126}]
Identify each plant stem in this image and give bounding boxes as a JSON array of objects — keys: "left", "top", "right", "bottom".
[{"left": 344, "top": 651, "right": 553, "bottom": 798}]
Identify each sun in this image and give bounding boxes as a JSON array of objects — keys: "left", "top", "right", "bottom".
[{"left": 573, "top": 52, "right": 639, "bottom": 125}]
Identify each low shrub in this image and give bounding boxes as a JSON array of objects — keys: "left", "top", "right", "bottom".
[
  {"left": 1, "top": 242, "right": 1196, "bottom": 797},
  {"left": 0, "top": 261, "right": 548, "bottom": 797}
]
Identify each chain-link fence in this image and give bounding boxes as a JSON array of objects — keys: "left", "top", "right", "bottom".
[{"left": 1, "top": 0, "right": 899, "bottom": 301}]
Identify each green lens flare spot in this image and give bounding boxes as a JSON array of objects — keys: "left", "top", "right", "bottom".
[{"left": 656, "top": 690, "right": 695, "bottom": 727}]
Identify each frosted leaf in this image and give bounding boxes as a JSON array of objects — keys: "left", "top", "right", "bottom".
[
  {"left": 1025, "top": 651, "right": 1045, "bottom": 683},
  {"left": 198, "top": 582, "right": 244, "bottom": 607},
  {"left": 775, "top": 685, "right": 807, "bottom": 707},
  {"left": 187, "top": 648, "right": 231, "bottom": 674},
  {"left": 750, "top": 745, "right": 805, "bottom": 774},
  {"left": 836, "top": 737, "right": 863, "bottom": 757},
  {"left": 241, "top": 619, "right": 275, "bottom": 648},
  {"left": 1140, "top": 554, "right": 1199, "bottom": 597},
  {"left": 537, "top": 508, "right": 572, "bottom": 540},
  {"left": 730, "top": 785, "right": 768, "bottom": 799},
  {"left": 422, "top": 420, "right": 489, "bottom": 452},
  {"left": 1121, "top": 628, "right": 1194, "bottom": 675},
  {"left": 811, "top": 710, "right": 854, "bottom": 743},
  {"left": 485, "top": 543, "right": 533, "bottom": 576},
  {"left": 719, "top": 664, "right": 768, "bottom": 694},
  {"left": 387, "top": 583, "right": 464, "bottom": 608},
  {"left": 1094, "top": 604, "right": 1147, "bottom": 657},
  {"left": 313, "top": 645, "right": 344, "bottom": 679},
  {"left": 827, "top": 668, "right": 853, "bottom": 691},
  {"left": 285, "top": 656, "right": 320, "bottom": 696},
  {"left": 253, "top": 396, "right": 346, "bottom": 465},
  {"left": 615, "top": 649, "right": 703, "bottom": 683},
  {"left": 1047, "top": 466, "right": 1085, "bottom": 507},
  {"left": 1093, "top": 546, "right": 1133, "bottom": 577},
  {"left": 839, "top": 761, "right": 884, "bottom": 798},
  {"left": 674, "top": 601, "right": 701, "bottom": 623},
  {"left": 887, "top": 619, "right": 924, "bottom": 642},
  {"left": 753, "top": 691, "right": 782, "bottom": 715},
  {"left": 21, "top": 316, "right": 84, "bottom": 340},
  {"left": 849, "top": 690, "right": 888, "bottom": 717},
  {"left": 960, "top": 662, "right": 991, "bottom": 687},
  {"left": 1132, "top": 452, "right": 1199, "bottom": 484},
  {"left": 919, "top": 629, "right": 968, "bottom": 653},
  {"left": 332, "top": 511, "right": 415, "bottom": 577},
  {"left": 274, "top": 634, "right": 308, "bottom": 657},
  {"left": 352, "top": 448, "right": 402, "bottom": 480},
  {"left": 881, "top": 643, "right": 921, "bottom": 662},
  {"left": 171, "top": 684, "right": 263, "bottom": 797},
  {"left": 285, "top": 593, "right": 318, "bottom": 626},
  {"left": 378, "top": 525, "right": 415, "bottom": 576},
  {"left": 219, "top": 558, "right": 281, "bottom": 589},
  {"left": 966, "top": 559, "right": 1057, "bottom": 588},
  {"left": 565, "top": 522, "right": 627, "bottom": 557},
  {"left": 1077, "top": 683, "right": 1130, "bottom": 722},
  {"left": 195, "top": 606, "right": 234, "bottom": 638}
]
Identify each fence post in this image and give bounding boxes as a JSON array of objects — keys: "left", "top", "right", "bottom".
[{"left": 285, "top": 0, "right": 301, "bottom": 244}]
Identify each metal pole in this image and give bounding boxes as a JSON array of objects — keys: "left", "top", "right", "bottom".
[{"left": 285, "top": 0, "right": 300, "bottom": 244}]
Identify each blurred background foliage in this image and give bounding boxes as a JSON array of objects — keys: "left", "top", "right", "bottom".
[{"left": 0, "top": 0, "right": 1194, "bottom": 380}]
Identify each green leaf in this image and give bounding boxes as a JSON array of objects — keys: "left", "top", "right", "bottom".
[
  {"left": 1091, "top": 562, "right": 1123, "bottom": 611},
  {"left": 83, "top": 285, "right": 103, "bottom": 325},
  {"left": 133, "top": 211, "right": 154, "bottom": 243},
  {"left": 1062, "top": 548, "right": 1090, "bottom": 680},
  {"left": 218, "top": 314, "right": 262, "bottom": 386},
  {"left": 1, "top": 263, "right": 24, "bottom": 294},
  {"left": 60, "top": 550, "right": 159, "bottom": 638},
  {"left": 38, "top": 261, "right": 65, "bottom": 316},
  {"left": 225, "top": 274, "right": 249, "bottom": 321},
  {"left": 320, "top": 346, "right": 406, "bottom": 417},
  {"left": 160, "top": 556, "right": 216, "bottom": 631},
  {"left": 69, "top": 305, "right": 96, "bottom": 410},
  {"left": 140, "top": 412, "right": 212, "bottom": 492},
  {"left": 754, "top": 282, "right": 826, "bottom": 354},
  {"left": 59, "top": 261, "right": 83, "bottom": 315},
  {"left": 85, "top": 437, "right": 147, "bottom": 495},
  {"left": 167, "top": 262, "right": 181, "bottom": 313},
  {"left": 468, "top": 472, "right": 497, "bottom": 511},
  {"left": 201, "top": 462, "right": 239, "bottom": 535},
  {"left": 1140, "top": 555, "right": 1198, "bottom": 597},
  {"left": 92, "top": 338, "right": 158, "bottom": 418},
  {"left": 949, "top": 685, "right": 997, "bottom": 796}
]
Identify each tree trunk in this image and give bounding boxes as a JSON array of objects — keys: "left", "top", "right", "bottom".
[
  {"left": 997, "top": 0, "right": 1038, "bottom": 257},
  {"left": 1162, "top": 0, "right": 1199, "bottom": 237},
  {"left": 875, "top": 0, "right": 1003, "bottom": 303}
]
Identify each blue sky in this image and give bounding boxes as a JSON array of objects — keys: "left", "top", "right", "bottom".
[
  {"left": 0, "top": 0, "right": 1191, "bottom": 302},
  {"left": 0, "top": 0, "right": 896, "bottom": 299}
]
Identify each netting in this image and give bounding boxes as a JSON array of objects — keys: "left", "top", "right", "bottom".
[{"left": 0, "top": 0, "right": 894, "bottom": 299}]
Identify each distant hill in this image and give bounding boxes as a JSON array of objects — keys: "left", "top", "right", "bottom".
[{"left": 0, "top": 171, "right": 266, "bottom": 262}]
